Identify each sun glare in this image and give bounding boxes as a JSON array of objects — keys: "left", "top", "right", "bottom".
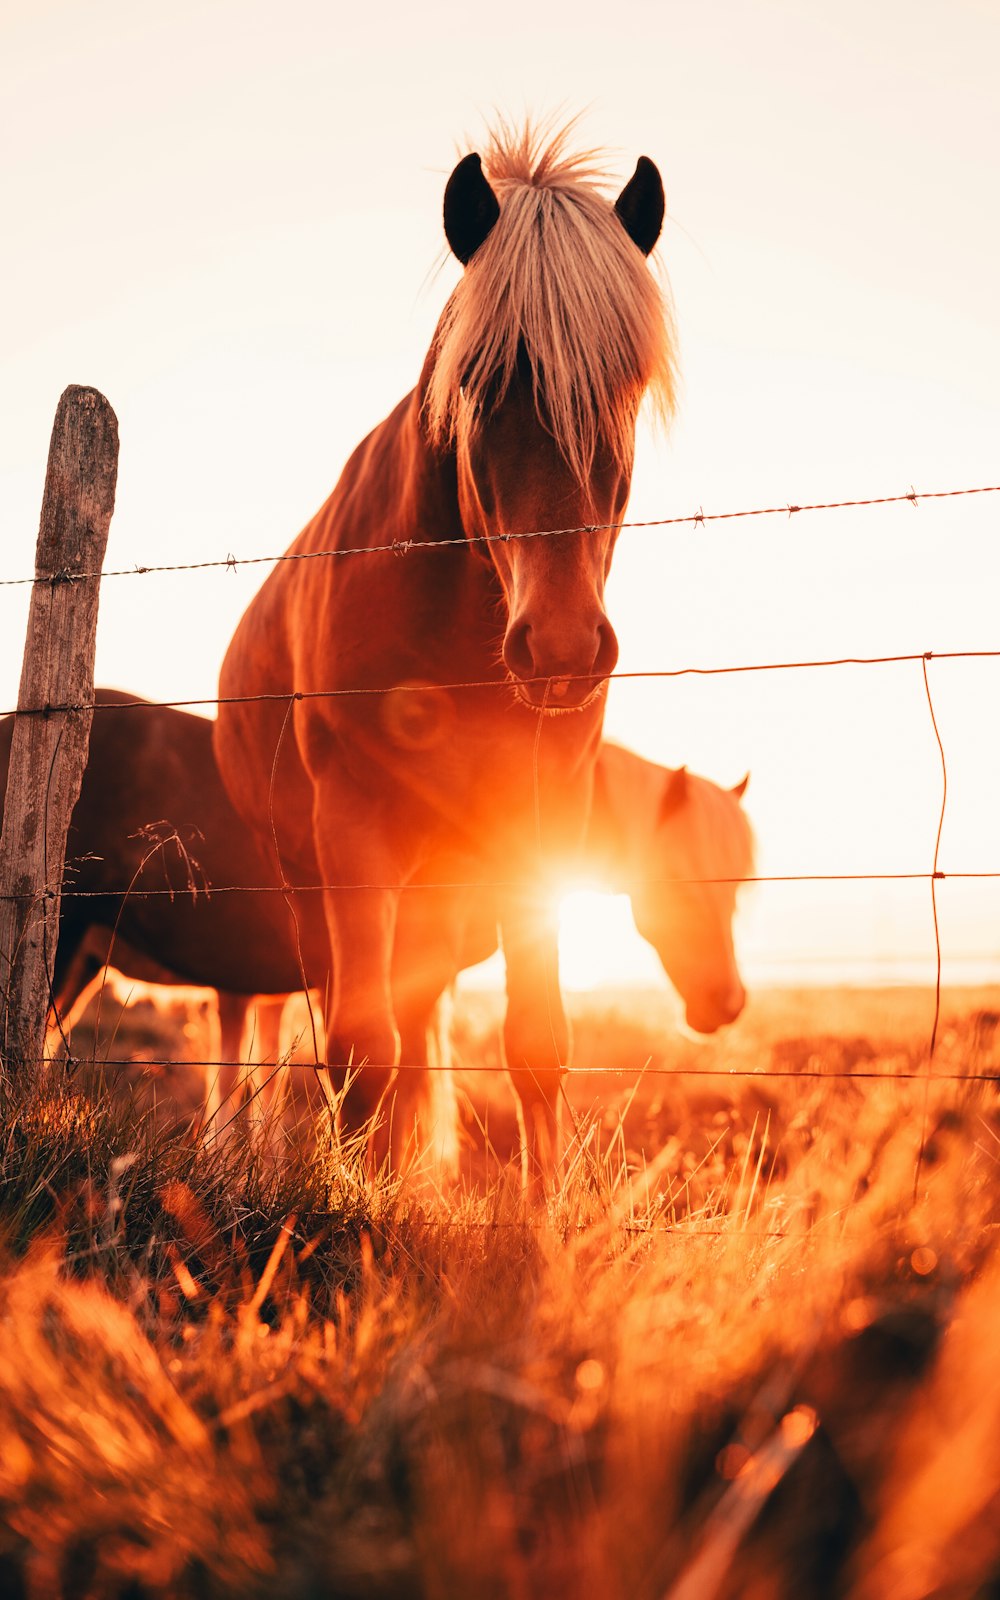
[{"left": 557, "top": 891, "right": 664, "bottom": 992}]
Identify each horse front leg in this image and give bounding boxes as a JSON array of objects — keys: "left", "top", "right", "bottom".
[
  {"left": 498, "top": 890, "right": 569, "bottom": 1198},
  {"left": 311, "top": 799, "right": 414, "bottom": 1168},
  {"left": 206, "top": 994, "right": 292, "bottom": 1149},
  {"left": 389, "top": 886, "right": 469, "bottom": 1177},
  {"left": 321, "top": 881, "right": 401, "bottom": 1162},
  {"left": 47, "top": 923, "right": 109, "bottom": 1053}
]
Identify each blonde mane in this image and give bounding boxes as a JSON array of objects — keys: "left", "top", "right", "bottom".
[{"left": 424, "top": 119, "right": 678, "bottom": 485}]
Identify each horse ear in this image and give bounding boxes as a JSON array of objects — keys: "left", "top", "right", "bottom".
[
  {"left": 444, "top": 152, "right": 500, "bottom": 265},
  {"left": 731, "top": 772, "right": 750, "bottom": 801},
  {"left": 659, "top": 764, "right": 688, "bottom": 820},
  {"left": 615, "top": 156, "right": 665, "bottom": 256}
]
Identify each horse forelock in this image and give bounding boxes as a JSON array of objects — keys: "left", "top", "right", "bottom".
[{"left": 423, "top": 118, "right": 678, "bottom": 485}]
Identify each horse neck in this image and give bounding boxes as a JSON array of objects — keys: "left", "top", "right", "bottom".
[{"left": 388, "top": 383, "right": 462, "bottom": 545}]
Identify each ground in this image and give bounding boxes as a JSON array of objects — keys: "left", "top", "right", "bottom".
[{"left": 2, "top": 983, "right": 1000, "bottom": 1598}]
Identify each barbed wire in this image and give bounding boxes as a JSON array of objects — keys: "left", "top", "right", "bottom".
[
  {"left": 7, "top": 650, "right": 997, "bottom": 1082},
  {"left": 34, "top": 637, "right": 996, "bottom": 1099},
  {"left": 0, "top": 482, "right": 997, "bottom": 591},
  {"left": 5, "top": 488, "right": 999, "bottom": 1105},
  {"left": 39, "top": 647, "right": 990, "bottom": 1109}
]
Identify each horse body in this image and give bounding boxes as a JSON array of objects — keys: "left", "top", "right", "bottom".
[
  {"left": 0, "top": 690, "right": 329, "bottom": 1010},
  {"left": 214, "top": 121, "right": 676, "bottom": 1175},
  {"left": 215, "top": 393, "right": 605, "bottom": 1164}
]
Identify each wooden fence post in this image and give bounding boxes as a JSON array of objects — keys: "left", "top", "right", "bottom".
[{"left": 0, "top": 385, "right": 118, "bottom": 1079}]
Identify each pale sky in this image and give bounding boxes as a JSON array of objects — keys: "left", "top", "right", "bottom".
[{"left": 2, "top": 0, "right": 998, "bottom": 988}]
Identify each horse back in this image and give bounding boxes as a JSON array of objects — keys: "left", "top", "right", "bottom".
[{"left": 13, "top": 690, "right": 327, "bottom": 999}]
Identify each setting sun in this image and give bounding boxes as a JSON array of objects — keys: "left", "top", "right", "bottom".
[{"left": 557, "top": 891, "right": 665, "bottom": 993}]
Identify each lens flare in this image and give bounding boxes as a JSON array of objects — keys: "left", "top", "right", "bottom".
[{"left": 556, "top": 890, "right": 664, "bottom": 991}]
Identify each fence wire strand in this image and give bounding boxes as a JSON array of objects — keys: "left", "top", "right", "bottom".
[
  {"left": 6, "top": 480, "right": 1000, "bottom": 1098},
  {"left": 922, "top": 654, "right": 949, "bottom": 1062},
  {"left": 37, "top": 1058, "right": 1000, "bottom": 1084},
  {"left": 4, "top": 647, "right": 1000, "bottom": 725},
  {"left": 912, "top": 653, "right": 951, "bottom": 1199},
  {"left": 0, "top": 481, "right": 997, "bottom": 590},
  {"left": 10, "top": 867, "right": 1000, "bottom": 902}
]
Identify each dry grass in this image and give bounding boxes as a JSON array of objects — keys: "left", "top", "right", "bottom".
[{"left": 3, "top": 985, "right": 1000, "bottom": 1598}]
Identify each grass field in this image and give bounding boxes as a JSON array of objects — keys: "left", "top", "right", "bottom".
[{"left": 3, "top": 982, "right": 1000, "bottom": 1598}]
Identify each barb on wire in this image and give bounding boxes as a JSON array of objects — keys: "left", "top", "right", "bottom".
[{"left": 0, "top": 482, "right": 997, "bottom": 590}]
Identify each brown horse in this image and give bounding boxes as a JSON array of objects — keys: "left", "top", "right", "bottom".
[
  {"left": 587, "top": 745, "right": 750, "bottom": 1035},
  {"left": 1, "top": 690, "right": 327, "bottom": 1012},
  {"left": 0, "top": 689, "right": 330, "bottom": 1117},
  {"left": 20, "top": 695, "right": 751, "bottom": 1150},
  {"left": 213, "top": 119, "right": 677, "bottom": 1177}
]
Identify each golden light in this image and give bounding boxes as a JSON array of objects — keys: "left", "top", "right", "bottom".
[{"left": 556, "top": 890, "right": 664, "bottom": 992}]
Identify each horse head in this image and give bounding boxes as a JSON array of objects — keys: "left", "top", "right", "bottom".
[
  {"left": 630, "top": 767, "right": 753, "bottom": 1034},
  {"left": 424, "top": 126, "right": 676, "bottom": 712}
]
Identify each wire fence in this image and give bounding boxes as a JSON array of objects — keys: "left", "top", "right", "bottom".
[
  {"left": 6, "top": 478, "right": 1000, "bottom": 1087},
  {"left": 30, "top": 1060, "right": 1000, "bottom": 1085},
  {"left": 5, "top": 648, "right": 1000, "bottom": 724},
  {"left": 0, "top": 481, "right": 997, "bottom": 589},
  {"left": 27, "top": 871, "right": 1000, "bottom": 898}
]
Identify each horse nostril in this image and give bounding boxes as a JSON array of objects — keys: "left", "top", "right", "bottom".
[
  {"left": 720, "top": 985, "right": 746, "bottom": 1022},
  {"left": 593, "top": 620, "right": 619, "bottom": 678},
  {"left": 503, "top": 619, "right": 534, "bottom": 682},
  {"left": 504, "top": 613, "right": 616, "bottom": 688}
]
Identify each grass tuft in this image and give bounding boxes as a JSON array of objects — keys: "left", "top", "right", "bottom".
[{"left": 1, "top": 987, "right": 1000, "bottom": 1595}]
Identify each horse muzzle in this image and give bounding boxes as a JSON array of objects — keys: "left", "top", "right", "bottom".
[
  {"left": 511, "top": 673, "right": 606, "bottom": 713},
  {"left": 684, "top": 983, "right": 747, "bottom": 1035},
  {"left": 503, "top": 614, "right": 619, "bottom": 712}
]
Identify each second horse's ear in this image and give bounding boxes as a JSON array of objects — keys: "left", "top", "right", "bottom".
[
  {"left": 615, "top": 156, "right": 665, "bottom": 256},
  {"left": 444, "top": 152, "right": 501, "bottom": 265},
  {"left": 731, "top": 773, "right": 750, "bottom": 801},
  {"left": 659, "top": 765, "right": 688, "bottom": 821}
]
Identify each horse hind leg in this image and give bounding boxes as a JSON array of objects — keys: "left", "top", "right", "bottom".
[
  {"left": 244, "top": 996, "right": 292, "bottom": 1148},
  {"left": 264, "top": 988, "right": 331, "bottom": 1141},
  {"left": 202, "top": 993, "right": 300, "bottom": 1150},
  {"left": 201, "top": 991, "right": 252, "bottom": 1145},
  {"left": 423, "top": 987, "right": 460, "bottom": 1179},
  {"left": 46, "top": 923, "right": 114, "bottom": 1062},
  {"left": 388, "top": 1022, "right": 433, "bottom": 1179},
  {"left": 387, "top": 988, "right": 464, "bottom": 1185}
]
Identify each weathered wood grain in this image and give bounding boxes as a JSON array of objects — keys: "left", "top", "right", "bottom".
[{"left": 0, "top": 385, "right": 118, "bottom": 1076}]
